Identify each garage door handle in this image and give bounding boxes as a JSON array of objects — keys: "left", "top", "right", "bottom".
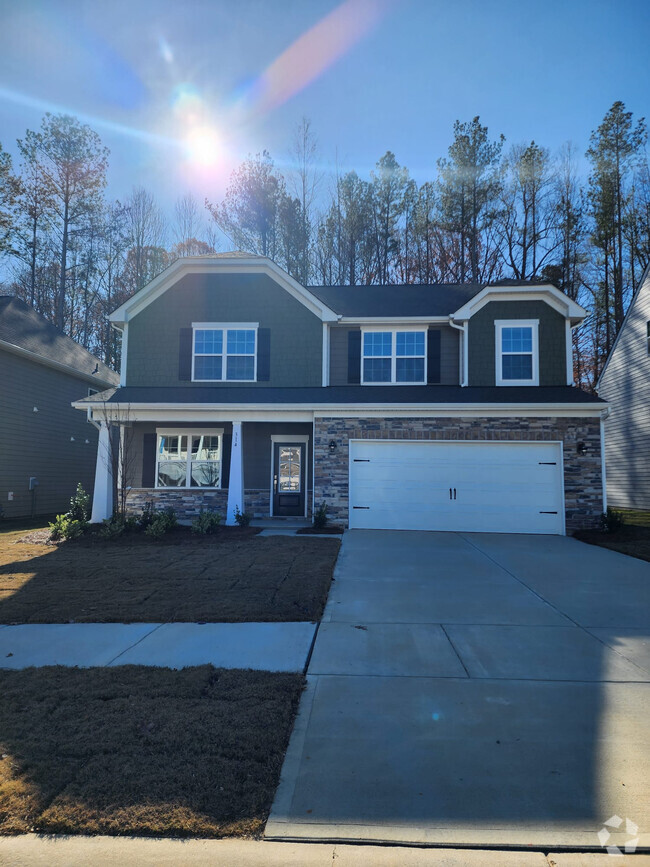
[
  {"left": 353, "top": 459, "right": 370, "bottom": 462},
  {"left": 353, "top": 506, "right": 370, "bottom": 510},
  {"left": 539, "top": 462, "right": 557, "bottom": 465},
  {"left": 449, "top": 488, "right": 452, "bottom": 500},
  {"left": 539, "top": 511, "right": 558, "bottom": 514},
  {"left": 454, "top": 488, "right": 457, "bottom": 500}
]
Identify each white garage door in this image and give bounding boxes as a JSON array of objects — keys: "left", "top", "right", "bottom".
[{"left": 349, "top": 440, "right": 564, "bottom": 534}]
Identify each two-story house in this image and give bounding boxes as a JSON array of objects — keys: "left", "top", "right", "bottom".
[
  {"left": 1, "top": 295, "right": 118, "bottom": 518},
  {"left": 75, "top": 253, "right": 607, "bottom": 534}
]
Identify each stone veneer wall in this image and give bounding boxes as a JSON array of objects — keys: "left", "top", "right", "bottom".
[
  {"left": 314, "top": 416, "right": 603, "bottom": 532},
  {"left": 125, "top": 488, "right": 228, "bottom": 522},
  {"left": 125, "top": 487, "right": 312, "bottom": 521}
]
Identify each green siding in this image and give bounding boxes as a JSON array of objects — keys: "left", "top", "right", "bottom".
[
  {"left": 126, "top": 273, "right": 323, "bottom": 387},
  {"left": 0, "top": 349, "right": 99, "bottom": 518},
  {"left": 468, "top": 300, "right": 567, "bottom": 387}
]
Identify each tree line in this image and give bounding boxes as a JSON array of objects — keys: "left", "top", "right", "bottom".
[{"left": 0, "top": 103, "right": 648, "bottom": 389}]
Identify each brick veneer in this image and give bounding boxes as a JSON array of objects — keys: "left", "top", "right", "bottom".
[{"left": 314, "top": 416, "right": 603, "bottom": 532}]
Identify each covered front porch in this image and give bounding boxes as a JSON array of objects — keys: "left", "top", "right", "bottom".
[{"left": 91, "top": 418, "right": 314, "bottom": 525}]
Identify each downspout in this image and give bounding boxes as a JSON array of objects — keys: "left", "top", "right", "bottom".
[{"left": 448, "top": 317, "right": 468, "bottom": 387}]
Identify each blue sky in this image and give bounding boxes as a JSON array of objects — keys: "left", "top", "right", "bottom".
[{"left": 0, "top": 0, "right": 648, "bottom": 216}]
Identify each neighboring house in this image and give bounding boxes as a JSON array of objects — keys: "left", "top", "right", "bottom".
[
  {"left": 598, "top": 263, "right": 650, "bottom": 510},
  {"left": 76, "top": 253, "right": 607, "bottom": 535},
  {"left": 0, "top": 296, "right": 119, "bottom": 519}
]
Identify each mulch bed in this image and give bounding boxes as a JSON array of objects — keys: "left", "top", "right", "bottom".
[
  {"left": 0, "top": 528, "right": 340, "bottom": 624},
  {"left": 296, "top": 525, "right": 344, "bottom": 535},
  {"left": 0, "top": 665, "right": 304, "bottom": 838},
  {"left": 574, "top": 524, "right": 650, "bottom": 563}
]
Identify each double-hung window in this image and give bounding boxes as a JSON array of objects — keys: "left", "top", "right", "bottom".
[
  {"left": 495, "top": 320, "right": 539, "bottom": 386},
  {"left": 156, "top": 429, "right": 223, "bottom": 488},
  {"left": 192, "top": 323, "right": 257, "bottom": 381},
  {"left": 362, "top": 329, "right": 426, "bottom": 384}
]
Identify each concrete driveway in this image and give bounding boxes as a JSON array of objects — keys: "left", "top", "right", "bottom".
[{"left": 267, "top": 531, "right": 650, "bottom": 850}]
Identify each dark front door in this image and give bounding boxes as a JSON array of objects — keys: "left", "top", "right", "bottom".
[{"left": 273, "top": 442, "right": 306, "bottom": 516}]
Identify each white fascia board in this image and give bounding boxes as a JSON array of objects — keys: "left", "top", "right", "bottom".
[
  {"left": 77, "top": 400, "right": 606, "bottom": 421},
  {"left": 1, "top": 339, "right": 118, "bottom": 389},
  {"left": 451, "top": 284, "right": 587, "bottom": 323},
  {"left": 337, "top": 316, "right": 450, "bottom": 324},
  {"left": 109, "top": 257, "right": 340, "bottom": 324}
]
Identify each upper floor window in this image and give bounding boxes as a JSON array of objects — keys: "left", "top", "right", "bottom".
[
  {"left": 192, "top": 323, "right": 257, "bottom": 382},
  {"left": 156, "top": 429, "right": 223, "bottom": 488},
  {"left": 495, "top": 320, "right": 539, "bottom": 386},
  {"left": 362, "top": 329, "right": 426, "bottom": 384}
]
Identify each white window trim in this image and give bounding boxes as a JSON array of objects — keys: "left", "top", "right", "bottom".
[
  {"left": 155, "top": 427, "right": 224, "bottom": 489},
  {"left": 361, "top": 326, "right": 428, "bottom": 385},
  {"left": 495, "top": 319, "right": 539, "bottom": 387},
  {"left": 191, "top": 322, "right": 259, "bottom": 383}
]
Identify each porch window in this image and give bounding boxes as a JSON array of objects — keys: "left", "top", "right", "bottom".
[
  {"left": 192, "top": 323, "right": 257, "bottom": 381},
  {"left": 495, "top": 320, "right": 539, "bottom": 386},
  {"left": 156, "top": 429, "right": 223, "bottom": 488},
  {"left": 361, "top": 329, "right": 426, "bottom": 384}
]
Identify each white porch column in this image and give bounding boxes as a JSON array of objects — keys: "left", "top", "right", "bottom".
[
  {"left": 90, "top": 422, "right": 113, "bottom": 523},
  {"left": 226, "top": 422, "right": 244, "bottom": 525}
]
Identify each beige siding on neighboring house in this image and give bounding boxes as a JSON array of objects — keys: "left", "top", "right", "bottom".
[
  {"left": 0, "top": 349, "right": 100, "bottom": 518},
  {"left": 598, "top": 271, "right": 650, "bottom": 509}
]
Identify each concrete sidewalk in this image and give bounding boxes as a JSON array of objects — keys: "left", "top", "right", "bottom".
[
  {"left": 1, "top": 835, "right": 646, "bottom": 866},
  {"left": 0, "top": 621, "right": 316, "bottom": 672}
]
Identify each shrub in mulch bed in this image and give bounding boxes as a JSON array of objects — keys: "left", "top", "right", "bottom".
[{"left": 0, "top": 665, "right": 304, "bottom": 838}]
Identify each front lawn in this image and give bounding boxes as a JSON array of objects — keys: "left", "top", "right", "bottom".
[
  {"left": 0, "top": 526, "right": 340, "bottom": 623},
  {"left": 0, "top": 665, "right": 303, "bottom": 837}
]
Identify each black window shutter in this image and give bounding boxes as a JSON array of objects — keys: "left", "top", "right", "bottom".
[
  {"left": 348, "top": 330, "right": 361, "bottom": 384},
  {"left": 221, "top": 433, "right": 232, "bottom": 488},
  {"left": 257, "top": 328, "right": 271, "bottom": 381},
  {"left": 178, "top": 328, "right": 193, "bottom": 381},
  {"left": 427, "top": 329, "right": 441, "bottom": 384},
  {"left": 142, "top": 433, "right": 156, "bottom": 487}
]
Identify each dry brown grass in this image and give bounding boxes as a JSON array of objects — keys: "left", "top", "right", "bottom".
[
  {"left": 0, "top": 665, "right": 304, "bottom": 838},
  {"left": 0, "top": 527, "right": 340, "bottom": 624}
]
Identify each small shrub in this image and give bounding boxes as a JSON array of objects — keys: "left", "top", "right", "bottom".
[
  {"left": 313, "top": 501, "right": 328, "bottom": 530},
  {"left": 601, "top": 507, "right": 624, "bottom": 534},
  {"left": 191, "top": 509, "right": 222, "bottom": 535},
  {"left": 234, "top": 506, "right": 252, "bottom": 527},
  {"left": 138, "top": 502, "right": 155, "bottom": 530},
  {"left": 68, "top": 483, "right": 90, "bottom": 524},
  {"left": 144, "top": 506, "right": 177, "bottom": 539},
  {"left": 49, "top": 514, "right": 85, "bottom": 541}
]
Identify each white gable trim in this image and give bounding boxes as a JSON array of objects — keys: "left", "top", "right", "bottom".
[
  {"left": 109, "top": 257, "right": 340, "bottom": 325},
  {"left": 451, "top": 284, "right": 586, "bottom": 324}
]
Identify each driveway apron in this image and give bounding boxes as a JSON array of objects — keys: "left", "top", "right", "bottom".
[{"left": 267, "top": 530, "right": 650, "bottom": 849}]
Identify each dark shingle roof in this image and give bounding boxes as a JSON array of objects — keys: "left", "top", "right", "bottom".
[
  {"left": 0, "top": 296, "right": 119, "bottom": 386},
  {"left": 307, "top": 284, "right": 484, "bottom": 317},
  {"left": 82, "top": 385, "right": 604, "bottom": 406}
]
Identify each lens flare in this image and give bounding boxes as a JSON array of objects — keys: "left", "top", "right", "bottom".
[{"left": 185, "top": 126, "right": 220, "bottom": 167}]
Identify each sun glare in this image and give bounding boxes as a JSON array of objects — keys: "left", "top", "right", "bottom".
[{"left": 185, "top": 126, "right": 220, "bottom": 167}]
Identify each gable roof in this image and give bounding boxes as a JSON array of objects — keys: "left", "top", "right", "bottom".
[
  {"left": 0, "top": 296, "right": 119, "bottom": 387},
  {"left": 307, "top": 284, "right": 483, "bottom": 318},
  {"left": 109, "top": 254, "right": 340, "bottom": 325}
]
